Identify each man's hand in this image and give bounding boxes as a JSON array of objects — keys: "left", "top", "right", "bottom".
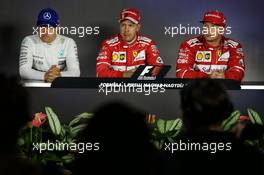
[
  {"left": 209, "top": 70, "right": 225, "bottom": 79},
  {"left": 44, "top": 65, "right": 61, "bottom": 82},
  {"left": 123, "top": 69, "right": 136, "bottom": 78}
]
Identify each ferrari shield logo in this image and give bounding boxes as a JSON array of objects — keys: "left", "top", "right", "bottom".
[{"left": 133, "top": 51, "right": 138, "bottom": 58}]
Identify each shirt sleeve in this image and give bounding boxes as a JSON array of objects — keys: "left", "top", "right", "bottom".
[
  {"left": 176, "top": 42, "right": 208, "bottom": 78},
  {"left": 96, "top": 41, "right": 123, "bottom": 78},
  {"left": 224, "top": 43, "right": 245, "bottom": 81},
  {"left": 145, "top": 40, "right": 164, "bottom": 66},
  {"left": 60, "top": 38, "right": 81, "bottom": 77},
  {"left": 19, "top": 37, "right": 46, "bottom": 80}
]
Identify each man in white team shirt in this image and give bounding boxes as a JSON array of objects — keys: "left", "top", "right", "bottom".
[{"left": 19, "top": 8, "right": 80, "bottom": 82}]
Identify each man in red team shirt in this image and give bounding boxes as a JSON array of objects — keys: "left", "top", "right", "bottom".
[
  {"left": 96, "top": 8, "right": 164, "bottom": 78},
  {"left": 176, "top": 10, "right": 245, "bottom": 81}
]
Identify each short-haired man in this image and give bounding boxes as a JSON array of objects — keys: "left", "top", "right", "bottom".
[
  {"left": 19, "top": 8, "right": 80, "bottom": 82},
  {"left": 176, "top": 10, "right": 245, "bottom": 81},
  {"left": 96, "top": 8, "right": 164, "bottom": 78}
]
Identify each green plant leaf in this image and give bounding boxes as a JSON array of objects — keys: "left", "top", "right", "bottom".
[
  {"left": 39, "top": 152, "right": 62, "bottom": 163},
  {"left": 60, "top": 125, "right": 66, "bottom": 139},
  {"left": 157, "top": 119, "right": 165, "bottom": 134},
  {"left": 69, "top": 112, "right": 93, "bottom": 127},
  {"left": 172, "top": 118, "right": 182, "bottom": 131},
  {"left": 222, "top": 110, "right": 240, "bottom": 131},
  {"left": 151, "top": 118, "right": 183, "bottom": 151},
  {"left": 45, "top": 107, "right": 62, "bottom": 136},
  {"left": 17, "top": 138, "right": 25, "bottom": 146},
  {"left": 160, "top": 118, "right": 183, "bottom": 134},
  {"left": 172, "top": 130, "right": 181, "bottom": 138},
  {"left": 167, "top": 137, "right": 174, "bottom": 143},
  {"left": 61, "top": 154, "right": 74, "bottom": 164},
  {"left": 248, "top": 108, "right": 263, "bottom": 125},
  {"left": 165, "top": 120, "right": 173, "bottom": 132},
  {"left": 155, "top": 140, "right": 164, "bottom": 150},
  {"left": 152, "top": 141, "right": 159, "bottom": 149},
  {"left": 70, "top": 124, "right": 88, "bottom": 138}
]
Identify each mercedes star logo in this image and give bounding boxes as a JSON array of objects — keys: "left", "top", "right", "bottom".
[{"left": 43, "top": 12, "right": 51, "bottom": 20}]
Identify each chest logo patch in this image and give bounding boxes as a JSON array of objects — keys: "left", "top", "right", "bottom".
[
  {"left": 59, "top": 50, "right": 64, "bottom": 57},
  {"left": 204, "top": 51, "right": 211, "bottom": 61},
  {"left": 112, "top": 52, "right": 126, "bottom": 63},
  {"left": 133, "top": 50, "right": 146, "bottom": 61},
  {"left": 133, "top": 51, "right": 138, "bottom": 58},
  {"left": 196, "top": 52, "right": 204, "bottom": 61},
  {"left": 218, "top": 51, "right": 230, "bottom": 61}
]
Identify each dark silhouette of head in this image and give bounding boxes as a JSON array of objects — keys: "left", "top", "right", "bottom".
[
  {"left": 180, "top": 79, "right": 233, "bottom": 131},
  {"left": 74, "top": 101, "right": 163, "bottom": 175}
]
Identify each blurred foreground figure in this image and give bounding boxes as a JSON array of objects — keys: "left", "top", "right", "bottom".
[
  {"left": 0, "top": 74, "right": 40, "bottom": 175},
  {"left": 73, "top": 102, "right": 164, "bottom": 175},
  {"left": 166, "top": 79, "right": 264, "bottom": 175}
]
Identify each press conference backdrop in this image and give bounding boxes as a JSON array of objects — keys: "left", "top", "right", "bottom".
[
  {"left": 0, "top": 0, "right": 263, "bottom": 122},
  {"left": 0, "top": 0, "right": 263, "bottom": 81}
]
